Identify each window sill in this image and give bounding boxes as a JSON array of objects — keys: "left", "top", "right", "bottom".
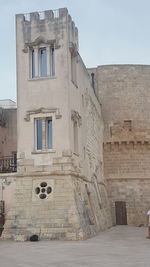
[
  {"left": 32, "top": 149, "right": 56, "bottom": 154},
  {"left": 29, "top": 76, "right": 57, "bottom": 81}
]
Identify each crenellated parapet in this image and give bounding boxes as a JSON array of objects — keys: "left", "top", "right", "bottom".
[
  {"left": 18, "top": 8, "right": 68, "bottom": 23},
  {"left": 103, "top": 140, "right": 150, "bottom": 151},
  {"left": 16, "top": 8, "right": 78, "bottom": 51}
]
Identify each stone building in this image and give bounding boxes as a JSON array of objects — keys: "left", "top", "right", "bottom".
[
  {"left": 0, "top": 8, "right": 150, "bottom": 241},
  {"left": 0, "top": 100, "right": 17, "bottom": 225}
]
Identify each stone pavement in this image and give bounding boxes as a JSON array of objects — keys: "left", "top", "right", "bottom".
[{"left": 0, "top": 226, "right": 150, "bottom": 267}]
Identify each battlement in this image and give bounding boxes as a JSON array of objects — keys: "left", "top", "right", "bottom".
[
  {"left": 16, "top": 8, "right": 78, "bottom": 50},
  {"left": 23, "top": 8, "right": 67, "bottom": 22},
  {"left": 103, "top": 140, "right": 150, "bottom": 151}
]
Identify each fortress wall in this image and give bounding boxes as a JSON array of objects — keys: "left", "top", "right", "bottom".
[
  {"left": 97, "top": 65, "right": 150, "bottom": 141},
  {"left": 104, "top": 142, "right": 150, "bottom": 225},
  {"left": 97, "top": 65, "right": 150, "bottom": 226}
]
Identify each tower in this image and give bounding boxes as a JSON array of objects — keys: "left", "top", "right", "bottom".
[{"left": 2, "top": 8, "right": 112, "bottom": 241}]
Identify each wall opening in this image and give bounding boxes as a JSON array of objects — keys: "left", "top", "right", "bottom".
[{"left": 115, "top": 201, "right": 127, "bottom": 225}]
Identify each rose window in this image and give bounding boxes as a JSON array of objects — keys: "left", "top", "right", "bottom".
[{"left": 35, "top": 182, "right": 52, "bottom": 199}]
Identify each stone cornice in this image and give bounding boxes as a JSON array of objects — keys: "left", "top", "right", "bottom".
[
  {"left": 22, "top": 37, "right": 60, "bottom": 52},
  {"left": 24, "top": 107, "right": 62, "bottom": 121}
]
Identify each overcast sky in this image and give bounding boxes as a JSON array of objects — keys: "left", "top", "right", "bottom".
[{"left": 1, "top": 0, "right": 150, "bottom": 101}]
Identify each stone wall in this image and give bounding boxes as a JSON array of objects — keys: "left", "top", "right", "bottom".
[
  {"left": 96, "top": 65, "right": 150, "bottom": 141},
  {"left": 104, "top": 142, "right": 150, "bottom": 225},
  {"left": 96, "top": 65, "right": 150, "bottom": 226},
  {"left": 0, "top": 175, "right": 16, "bottom": 215},
  {"left": 2, "top": 8, "right": 112, "bottom": 241}
]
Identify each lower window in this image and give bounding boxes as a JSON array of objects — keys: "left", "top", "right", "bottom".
[{"left": 35, "top": 118, "right": 52, "bottom": 151}]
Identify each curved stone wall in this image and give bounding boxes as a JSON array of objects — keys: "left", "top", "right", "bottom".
[{"left": 97, "top": 65, "right": 150, "bottom": 141}]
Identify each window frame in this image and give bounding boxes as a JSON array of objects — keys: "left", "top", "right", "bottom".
[
  {"left": 46, "top": 118, "right": 53, "bottom": 150},
  {"left": 30, "top": 43, "right": 56, "bottom": 79},
  {"left": 31, "top": 49, "right": 35, "bottom": 78},
  {"left": 34, "top": 117, "right": 53, "bottom": 152},
  {"left": 35, "top": 118, "right": 43, "bottom": 151},
  {"left": 39, "top": 46, "right": 47, "bottom": 78}
]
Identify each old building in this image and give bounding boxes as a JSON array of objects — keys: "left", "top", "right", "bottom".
[
  {"left": 1, "top": 8, "right": 112, "bottom": 241},
  {"left": 0, "top": 100, "right": 17, "bottom": 234},
  {"left": 0, "top": 8, "right": 150, "bottom": 241}
]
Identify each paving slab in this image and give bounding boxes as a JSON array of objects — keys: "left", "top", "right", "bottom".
[{"left": 0, "top": 226, "right": 149, "bottom": 267}]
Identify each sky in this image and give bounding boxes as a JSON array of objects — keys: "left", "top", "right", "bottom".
[{"left": 1, "top": 0, "right": 150, "bottom": 101}]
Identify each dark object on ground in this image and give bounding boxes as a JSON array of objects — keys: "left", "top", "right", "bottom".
[
  {"left": 30, "top": 234, "right": 39, "bottom": 241},
  {"left": 138, "top": 224, "right": 144, "bottom": 227}
]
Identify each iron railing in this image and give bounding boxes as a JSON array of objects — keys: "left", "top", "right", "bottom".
[{"left": 0, "top": 156, "right": 17, "bottom": 173}]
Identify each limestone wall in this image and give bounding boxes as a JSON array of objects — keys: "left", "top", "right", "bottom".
[
  {"left": 0, "top": 175, "right": 16, "bottom": 215},
  {"left": 96, "top": 65, "right": 150, "bottom": 226},
  {"left": 97, "top": 65, "right": 150, "bottom": 141},
  {"left": 104, "top": 142, "right": 150, "bottom": 225},
  {"left": 2, "top": 8, "right": 112, "bottom": 241}
]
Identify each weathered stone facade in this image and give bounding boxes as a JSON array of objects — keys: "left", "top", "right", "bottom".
[
  {"left": 93, "top": 65, "right": 150, "bottom": 226},
  {"left": 1, "top": 9, "right": 150, "bottom": 241},
  {"left": 2, "top": 8, "right": 112, "bottom": 241}
]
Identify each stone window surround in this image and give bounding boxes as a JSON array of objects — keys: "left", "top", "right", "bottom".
[
  {"left": 22, "top": 37, "right": 61, "bottom": 79},
  {"left": 30, "top": 44, "right": 55, "bottom": 79},
  {"left": 24, "top": 108, "right": 62, "bottom": 154},
  {"left": 32, "top": 179, "right": 54, "bottom": 202}
]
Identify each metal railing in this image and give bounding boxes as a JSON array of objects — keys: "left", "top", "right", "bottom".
[{"left": 0, "top": 156, "right": 17, "bottom": 173}]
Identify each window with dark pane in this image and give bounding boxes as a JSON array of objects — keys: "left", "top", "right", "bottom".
[
  {"left": 47, "top": 119, "right": 52, "bottom": 149},
  {"left": 36, "top": 119, "right": 42, "bottom": 150},
  {"left": 39, "top": 47, "right": 47, "bottom": 77},
  {"left": 50, "top": 46, "right": 55, "bottom": 76},
  {"left": 32, "top": 49, "right": 35, "bottom": 78}
]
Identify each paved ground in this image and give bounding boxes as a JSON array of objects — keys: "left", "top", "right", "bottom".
[{"left": 0, "top": 226, "right": 150, "bottom": 267}]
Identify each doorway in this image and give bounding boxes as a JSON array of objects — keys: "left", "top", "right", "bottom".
[{"left": 115, "top": 201, "right": 127, "bottom": 225}]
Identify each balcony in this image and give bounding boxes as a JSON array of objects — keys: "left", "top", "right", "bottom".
[{"left": 0, "top": 156, "right": 17, "bottom": 173}]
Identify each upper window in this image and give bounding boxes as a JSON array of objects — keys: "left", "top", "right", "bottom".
[
  {"left": 32, "top": 49, "right": 35, "bottom": 78},
  {"left": 50, "top": 46, "right": 55, "bottom": 77},
  {"left": 31, "top": 44, "right": 55, "bottom": 79},
  {"left": 39, "top": 47, "right": 47, "bottom": 77}
]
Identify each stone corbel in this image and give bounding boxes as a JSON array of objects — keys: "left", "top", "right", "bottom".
[
  {"left": 71, "top": 110, "right": 82, "bottom": 126},
  {"left": 24, "top": 107, "right": 62, "bottom": 121},
  {"left": 69, "top": 42, "right": 78, "bottom": 57},
  {"left": 22, "top": 45, "right": 28, "bottom": 53}
]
